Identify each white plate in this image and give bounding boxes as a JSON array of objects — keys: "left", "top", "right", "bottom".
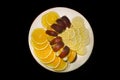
[{"left": 28, "top": 7, "right": 94, "bottom": 73}]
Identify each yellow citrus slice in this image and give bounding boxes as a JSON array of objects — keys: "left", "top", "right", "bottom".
[
  {"left": 67, "top": 37, "right": 77, "bottom": 50},
  {"left": 59, "top": 30, "right": 69, "bottom": 41},
  {"left": 81, "top": 29, "right": 90, "bottom": 46},
  {"left": 40, "top": 51, "right": 56, "bottom": 64},
  {"left": 41, "top": 11, "right": 59, "bottom": 29},
  {"left": 46, "top": 11, "right": 59, "bottom": 25},
  {"left": 72, "top": 16, "right": 84, "bottom": 29},
  {"left": 34, "top": 44, "right": 52, "bottom": 59},
  {"left": 53, "top": 59, "right": 68, "bottom": 71},
  {"left": 41, "top": 14, "right": 50, "bottom": 29},
  {"left": 67, "top": 28, "right": 76, "bottom": 39},
  {"left": 46, "top": 35, "right": 55, "bottom": 41},
  {"left": 31, "top": 28, "right": 47, "bottom": 44},
  {"left": 59, "top": 28, "right": 77, "bottom": 50},
  {"left": 31, "top": 40, "right": 49, "bottom": 50},
  {"left": 68, "top": 50, "right": 77, "bottom": 63},
  {"left": 77, "top": 46, "right": 87, "bottom": 56},
  {"left": 46, "top": 57, "right": 61, "bottom": 68}
]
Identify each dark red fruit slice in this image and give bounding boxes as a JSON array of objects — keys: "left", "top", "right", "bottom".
[
  {"left": 52, "top": 41, "right": 64, "bottom": 52},
  {"left": 51, "top": 24, "right": 64, "bottom": 33},
  {"left": 59, "top": 46, "right": 70, "bottom": 58},
  {"left": 46, "top": 30, "right": 58, "bottom": 36},
  {"left": 56, "top": 19, "right": 66, "bottom": 30},
  {"left": 50, "top": 36, "right": 62, "bottom": 45},
  {"left": 61, "top": 16, "right": 71, "bottom": 28}
]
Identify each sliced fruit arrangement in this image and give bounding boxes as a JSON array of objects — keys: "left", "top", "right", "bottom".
[
  {"left": 30, "top": 11, "right": 90, "bottom": 72},
  {"left": 59, "top": 16, "right": 90, "bottom": 56},
  {"left": 31, "top": 28, "right": 68, "bottom": 71}
]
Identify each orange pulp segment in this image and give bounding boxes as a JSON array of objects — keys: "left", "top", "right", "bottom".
[
  {"left": 31, "top": 40, "right": 49, "bottom": 50},
  {"left": 31, "top": 28, "right": 47, "bottom": 44},
  {"left": 33, "top": 44, "right": 52, "bottom": 59},
  {"left": 40, "top": 51, "right": 56, "bottom": 64},
  {"left": 68, "top": 50, "right": 77, "bottom": 63},
  {"left": 54, "top": 59, "right": 68, "bottom": 71},
  {"left": 46, "top": 57, "right": 61, "bottom": 68},
  {"left": 41, "top": 11, "right": 59, "bottom": 29}
]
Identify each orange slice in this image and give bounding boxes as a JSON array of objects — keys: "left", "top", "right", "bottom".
[
  {"left": 46, "top": 35, "right": 55, "bottom": 41},
  {"left": 31, "top": 28, "right": 47, "bottom": 44},
  {"left": 53, "top": 59, "right": 68, "bottom": 71},
  {"left": 41, "top": 11, "right": 59, "bottom": 29},
  {"left": 34, "top": 44, "right": 52, "bottom": 59},
  {"left": 31, "top": 40, "right": 49, "bottom": 50},
  {"left": 68, "top": 50, "right": 77, "bottom": 63},
  {"left": 40, "top": 51, "right": 56, "bottom": 64},
  {"left": 46, "top": 11, "right": 59, "bottom": 25},
  {"left": 46, "top": 57, "right": 61, "bottom": 68},
  {"left": 41, "top": 14, "right": 50, "bottom": 29}
]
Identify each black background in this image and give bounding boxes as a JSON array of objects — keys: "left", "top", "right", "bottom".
[{"left": 2, "top": 0, "right": 102, "bottom": 79}]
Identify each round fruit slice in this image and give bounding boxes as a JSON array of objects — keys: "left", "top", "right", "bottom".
[
  {"left": 40, "top": 51, "right": 56, "bottom": 64},
  {"left": 53, "top": 59, "right": 68, "bottom": 71},
  {"left": 31, "top": 40, "right": 49, "bottom": 50},
  {"left": 77, "top": 47, "right": 87, "bottom": 56},
  {"left": 46, "top": 11, "right": 59, "bottom": 25},
  {"left": 41, "top": 14, "right": 50, "bottom": 29},
  {"left": 67, "top": 28, "right": 75, "bottom": 39},
  {"left": 46, "top": 57, "right": 61, "bottom": 68},
  {"left": 72, "top": 16, "right": 84, "bottom": 29},
  {"left": 67, "top": 37, "right": 77, "bottom": 50},
  {"left": 68, "top": 50, "right": 77, "bottom": 63},
  {"left": 46, "top": 35, "right": 55, "bottom": 41},
  {"left": 81, "top": 29, "right": 90, "bottom": 46},
  {"left": 41, "top": 11, "right": 59, "bottom": 29},
  {"left": 33, "top": 44, "right": 52, "bottom": 59},
  {"left": 59, "top": 29, "right": 69, "bottom": 40},
  {"left": 31, "top": 28, "right": 47, "bottom": 44}
]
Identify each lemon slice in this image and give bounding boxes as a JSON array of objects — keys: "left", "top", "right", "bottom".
[
  {"left": 67, "top": 28, "right": 76, "bottom": 39},
  {"left": 54, "top": 59, "right": 68, "bottom": 71},
  {"left": 34, "top": 44, "right": 52, "bottom": 59},
  {"left": 67, "top": 37, "right": 77, "bottom": 50},
  {"left": 31, "top": 28, "right": 47, "bottom": 44},
  {"left": 72, "top": 16, "right": 84, "bottom": 29},
  {"left": 77, "top": 46, "right": 87, "bottom": 56},
  {"left": 59, "top": 29, "right": 69, "bottom": 40},
  {"left": 75, "top": 28, "right": 82, "bottom": 41},
  {"left": 40, "top": 51, "right": 56, "bottom": 64},
  {"left": 81, "top": 29, "right": 90, "bottom": 46},
  {"left": 46, "top": 57, "right": 61, "bottom": 68}
]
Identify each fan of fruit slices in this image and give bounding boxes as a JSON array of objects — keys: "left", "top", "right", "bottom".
[{"left": 29, "top": 8, "right": 93, "bottom": 72}]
